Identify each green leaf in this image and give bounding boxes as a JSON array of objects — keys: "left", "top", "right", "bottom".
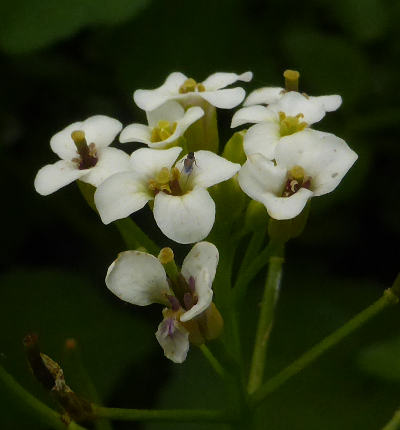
[
  {"left": 0, "top": 269, "right": 156, "bottom": 428},
  {"left": 0, "top": 0, "right": 151, "bottom": 54}
]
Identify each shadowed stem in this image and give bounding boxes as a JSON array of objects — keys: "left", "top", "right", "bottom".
[
  {"left": 92, "top": 405, "right": 233, "bottom": 423},
  {"left": 247, "top": 255, "right": 284, "bottom": 394},
  {"left": 382, "top": 406, "right": 400, "bottom": 430},
  {"left": 250, "top": 286, "right": 399, "bottom": 406},
  {"left": 234, "top": 240, "right": 280, "bottom": 306},
  {"left": 0, "top": 363, "right": 86, "bottom": 430},
  {"left": 199, "top": 344, "right": 228, "bottom": 379}
]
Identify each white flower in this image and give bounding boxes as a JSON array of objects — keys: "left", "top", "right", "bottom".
[
  {"left": 34, "top": 115, "right": 129, "bottom": 195},
  {"left": 94, "top": 147, "right": 240, "bottom": 244},
  {"left": 119, "top": 100, "right": 204, "bottom": 149},
  {"left": 238, "top": 130, "right": 358, "bottom": 220},
  {"left": 243, "top": 85, "right": 342, "bottom": 112},
  {"left": 105, "top": 242, "right": 219, "bottom": 363},
  {"left": 134, "top": 71, "right": 253, "bottom": 112},
  {"left": 232, "top": 91, "right": 337, "bottom": 159}
]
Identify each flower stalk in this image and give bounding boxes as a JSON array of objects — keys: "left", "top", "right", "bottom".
[
  {"left": 247, "top": 254, "right": 284, "bottom": 394},
  {"left": 250, "top": 284, "right": 399, "bottom": 406}
]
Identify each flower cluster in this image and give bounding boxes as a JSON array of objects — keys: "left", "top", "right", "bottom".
[{"left": 35, "top": 69, "right": 358, "bottom": 362}]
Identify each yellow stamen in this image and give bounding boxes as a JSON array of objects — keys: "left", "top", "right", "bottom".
[
  {"left": 150, "top": 121, "right": 178, "bottom": 142},
  {"left": 279, "top": 112, "right": 307, "bottom": 137}
]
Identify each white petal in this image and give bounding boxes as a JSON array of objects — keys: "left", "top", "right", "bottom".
[
  {"left": 243, "top": 122, "right": 280, "bottom": 159},
  {"left": 180, "top": 269, "right": 213, "bottom": 322},
  {"left": 231, "top": 105, "right": 276, "bottom": 128},
  {"left": 199, "top": 88, "right": 246, "bottom": 109},
  {"left": 119, "top": 124, "right": 152, "bottom": 144},
  {"left": 202, "top": 71, "right": 253, "bottom": 91},
  {"left": 94, "top": 171, "right": 151, "bottom": 224},
  {"left": 146, "top": 100, "right": 185, "bottom": 127},
  {"left": 269, "top": 92, "right": 325, "bottom": 125},
  {"left": 310, "top": 95, "right": 342, "bottom": 112},
  {"left": 244, "top": 87, "right": 284, "bottom": 106},
  {"left": 276, "top": 130, "right": 358, "bottom": 196},
  {"left": 238, "top": 154, "right": 287, "bottom": 201},
  {"left": 180, "top": 242, "right": 219, "bottom": 322},
  {"left": 176, "top": 150, "right": 240, "bottom": 189},
  {"left": 34, "top": 160, "right": 87, "bottom": 196},
  {"left": 80, "top": 147, "right": 131, "bottom": 187},
  {"left": 106, "top": 250, "right": 171, "bottom": 306},
  {"left": 153, "top": 187, "right": 215, "bottom": 244},
  {"left": 155, "top": 316, "right": 189, "bottom": 363},
  {"left": 129, "top": 147, "right": 182, "bottom": 181},
  {"left": 147, "top": 106, "right": 204, "bottom": 149},
  {"left": 261, "top": 188, "right": 314, "bottom": 220},
  {"left": 181, "top": 241, "right": 219, "bottom": 287},
  {"left": 50, "top": 116, "right": 122, "bottom": 160},
  {"left": 81, "top": 115, "right": 123, "bottom": 148},
  {"left": 134, "top": 72, "right": 187, "bottom": 112},
  {"left": 50, "top": 121, "right": 82, "bottom": 160}
]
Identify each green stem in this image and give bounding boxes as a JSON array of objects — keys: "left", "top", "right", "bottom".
[
  {"left": 382, "top": 406, "right": 400, "bottom": 430},
  {"left": 92, "top": 405, "right": 233, "bottom": 423},
  {"left": 251, "top": 288, "right": 399, "bottom": 406},
  {"left": 199, "top": 344, "right": 227, "bottom": 379},
  {"left": 0, "top": 363, "right": 86, "bottom": 430},
  {"left": 238, "top": 227, "right": 267, "bottom": 279},
  {"left": 247, "top": 255, "right": 284, "bottom": 394},
  {"left": 234, "top": 240, "right": 278, "bottom": 306},
  {"left": 115, "top": 218, "right": 159, "bottom": 255}
]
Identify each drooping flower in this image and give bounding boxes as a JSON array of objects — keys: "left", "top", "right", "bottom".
[
  {"left": 119, "top": 100, "right": 204, "bottom": 149},
  {"left": 231, "top": 91, "right": 335, "bottom": 159},
  {"left": 105, "top": 242, "right": 222, "bottom": 363},
  {"left": 238, "top": 130, "right": 358, "bottom": 220},
  {"left": 134, "top": 71, "right": 253, "bottom": 112},
  {"left": 94, "top": 147, "right": 240, "bottom": 244},
  {"left": 34, "top": 115, "right": 129, "bottom": 195}
]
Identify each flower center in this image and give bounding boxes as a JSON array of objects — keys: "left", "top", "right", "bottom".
[
  {"left": 282, "top": 165, "right": 312, "bottom": 197},
  {"left": 166, "top": 275, "right": 198, "bottom": 313},
  {"left": 279, "top": 112, "right": 308, "bottom": 137},
  {"left": 179, "top": 78, "right": 206, "bottom": 94},
  {"left": 71, "top": 130, "right": 98, "bottom": 170},
  {"left": 148, "top": 166, "right": 183, "bottom": 196},
  {"left": 150, "top": 120, "right": 178, "bottom": 142}
]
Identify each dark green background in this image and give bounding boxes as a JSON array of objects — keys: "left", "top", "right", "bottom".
[{"left": 1, "top": 0, "right": 399, "bottom": 429}]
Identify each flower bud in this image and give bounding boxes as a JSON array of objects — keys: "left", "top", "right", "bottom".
[{"left": 198, "top": 303, "right": 224, "bottom": 341}]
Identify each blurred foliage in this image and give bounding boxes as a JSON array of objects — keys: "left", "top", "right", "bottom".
[
  {"left": 359, "top": 336, "right": 400, "bottom": 383},
  {"left": 1, "top": 0, "right": 399, "bottom": 429},
  {"left": 0, "top": 0, "right": 151, "bottom": 54}
]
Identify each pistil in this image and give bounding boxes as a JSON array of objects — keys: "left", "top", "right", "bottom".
[
  {"left": 71, "top": 130, "right": 98, "bottom": 170},
  {"left": 283, "top": 69, "right": 300, "bottom": 92},
  {"left": 179, "top": 78, "right": 206, "bottom": 94}
]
